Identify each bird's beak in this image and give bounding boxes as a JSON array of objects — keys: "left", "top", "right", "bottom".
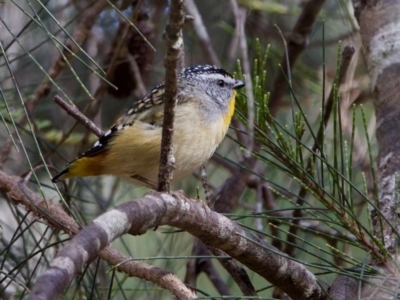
[{"left": 233, "top": 79, "right": 245, "bottom": 90}]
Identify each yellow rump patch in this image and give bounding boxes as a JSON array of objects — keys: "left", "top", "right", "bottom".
[{"left": 66, "top": 154, "right": 105, "bottom": 178}]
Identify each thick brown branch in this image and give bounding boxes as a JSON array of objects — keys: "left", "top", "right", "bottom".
[
  {"left": 158, "top": 0, "right": 185, "bottom": 193},
  {"left": 0, "top": 170, "right": 195, "bottom": 300},
  {"left": 28, "top": 191, "right": 324, "bottom": 300},
  {"left": 329, "top": 274, "right": 359, "bottom": 300}
]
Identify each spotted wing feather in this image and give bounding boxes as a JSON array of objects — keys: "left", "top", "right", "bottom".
[{"left": 81, "top": 83, "right": 167, "bottom": 157}]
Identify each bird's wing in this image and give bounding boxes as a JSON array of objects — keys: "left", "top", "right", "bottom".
[{"left": 78, "top": 82, "right": 167, "bottom": 158}]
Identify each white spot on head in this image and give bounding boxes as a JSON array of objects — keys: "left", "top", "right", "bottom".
[{"left": 117, "top": 125, "right": 123, "bottom": 130}]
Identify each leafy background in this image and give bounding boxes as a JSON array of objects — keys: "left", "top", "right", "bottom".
[{"left": 0, "top": 0, "right": 377, "bottom": 299}]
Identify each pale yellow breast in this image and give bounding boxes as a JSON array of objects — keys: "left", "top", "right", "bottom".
[{"left": 101, "top": 103, "right": 229, "bottom": 186}]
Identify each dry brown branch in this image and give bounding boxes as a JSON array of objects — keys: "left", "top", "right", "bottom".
[
  {"left": 328, "top": 271, "right": 359, "bottom": 300},
  {"left": 207, "top": 245, "right": 257, "bottom": 297},
  {"left": 99, "top": 4, "right": 155, "bottom": 100},
  {"left": 54, "top": 95, "right": 104, "bottom": 138},
  {"left": 128, "top": 53, "right": 147, "bottom": 98},
  {"left": 158, "top": 0, "right": 185, "bottom": 193},
  {"left": 213, "top": 156, "right": 258, "bottom": 213},
  {"left": 0, "top": 170, "right": 195, "bottom": 300},
  {"left": 184, "top": 0, "right": 220, "bottom": 66},
  {"left": 269, "top": 0, "right": 326, "bottom": 116},
  {"left": 25, "top": 189, "right": 324, "bottom": 300},
  {"left": 185, "top": 239, "right": 257, "bottom": 298},
  {"left": 210, "top": 155, "right": 237, "bottom": 173},
  {"left": 100, "top": 247, "right": 196, "bottom": 300},
  {"left": 260, "top": 182, "right": 282, "bottom": 249},
  {"left": 0, "top": 140, "right": 13, "bottom": 169},
  {"left": 230, "top": 1, "right": 255, "bottom": 152},
  {"left": 185, "top": 240, "right": 232, "bottom": 297}
]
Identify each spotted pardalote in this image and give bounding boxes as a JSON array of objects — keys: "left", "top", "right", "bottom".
[{"left": 52, "top": 65, "right": 245, "bottom": 187}]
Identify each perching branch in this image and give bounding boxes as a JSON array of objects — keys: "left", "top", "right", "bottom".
[
  {"left": 27, "top": 191, "right": 324, "bottom": 300},
  {"left": 0, "top": 170, "right": 195, "bottom": 300},
  {"left": 158, "top": 0, "right": 186, "bottom": 193}
]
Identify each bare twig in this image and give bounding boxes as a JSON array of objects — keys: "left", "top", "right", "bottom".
[
  {"left": 207, "top": 246, "right": 258, "bottom": 297},
  {"left": 101, "top": 247, "right": 196, "bottom": 300},
  {"left": 128, "top": 54, "right": 147, "bottom": 98},
  {"left": 158, "top": 0, "right": 185, "bottom": 193},
  {"left": 186, "top": 239, "right": 257, "bottom": 298},
  {"left": 211, "top": 1, "right": 261, "bottom": 217},
  {"left": 184, "top": 0, "right": 220, "bottom": 66},
  {"left": 230, "top": 1, "right": 255, "bottom": 153},
  {"left": 260, "top": 183, "right": 282, "bottom": 249},
  {"left": 185, "top": 240, "right": 232, "bottom": 297},
  {"left": 317, "top": 46, "right": 356, "bottom": 148},
  {"left": 54, "top": 95, "right": 104, "bottom": 138},
  {"left": 269, "top": 0, "right": 326, "bottom": 116},
  {"left": 213, "top": 156, "right": 258, "bottom": 213},
  {"left": 210, "top": 155, "right": 237, "bottom": 173}
]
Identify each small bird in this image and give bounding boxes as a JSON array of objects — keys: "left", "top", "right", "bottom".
[{"left": 52, "top": 65, "right": 245, "bottom": 187}]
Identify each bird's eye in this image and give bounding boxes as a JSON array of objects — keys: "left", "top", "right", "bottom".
[{"left": 217, "top": 80, "right": 225, "bottom": 87}]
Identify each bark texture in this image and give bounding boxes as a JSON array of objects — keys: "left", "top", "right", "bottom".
[
  {"left": 332, "top": 0, "right": 400, "bottom": 299},
  {"left": 26, "top": 192, "right": 324, "bottom": 300},
  {"left": 355, "top": 0, "right": 400, "bottom": 256}
]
